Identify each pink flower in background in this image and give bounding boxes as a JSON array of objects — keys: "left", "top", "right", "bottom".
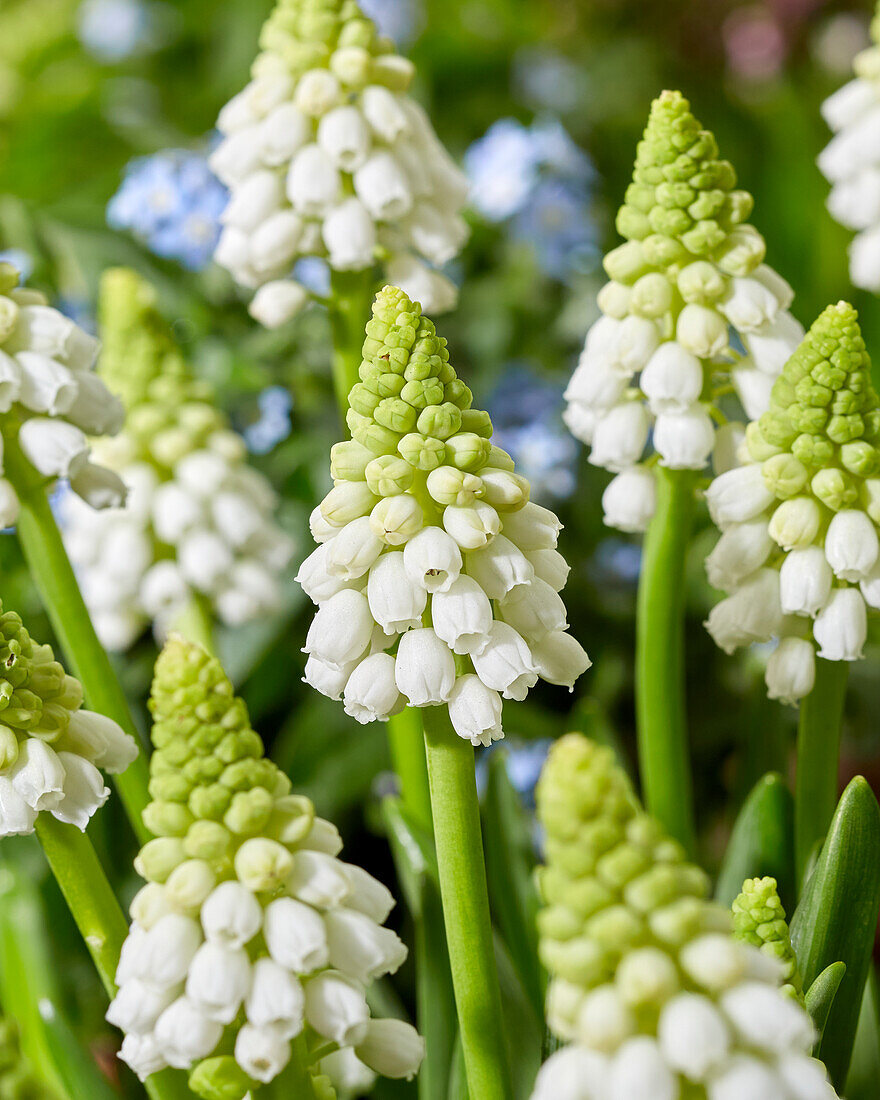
[{"left": 724, "top": 5, "right": 787, "bottom": 82}]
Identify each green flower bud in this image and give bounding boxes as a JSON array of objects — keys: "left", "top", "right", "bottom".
[
  {"left": 444, "top": 432, "right": 492, "bottom": 471},
  {"left": 184, "top": 820, "right": 232, "bottom": 862},
  {"left": 189, "top": 1055, "right": 256, "bottom": 1100},
  {"left": 862, "top": 479, "right": 880, "bottom": 524},
  {"left": 761, "top": 454, "right": 808, "bottom": 499},
  {"left": 164, "top": 859, "right": 217, "bottom": 910},
  {"left": 486, "top": 445, "right": 516, "bottom": 471},
  {"left": 811, "top": 467, "right": 858, "bottom": 512},
  {"left": 768, "top": 496, "right": 822, "bottom": 549},
  {"left": 602, "top": 240, "right": 650, "bottom": 284},
  {"left": 460, "top": 409, "right": 493, "bottom": 438},
  {"left": 374, "top": 397, "right": 418, "bottom": 434},
  {"left": 478, "top": 467, "right": 530, "bottom": 511},
  {"left": 134, "top": 837, "right": 187, "bottom": 883},
  {"left": 443, "top": 379, "right": 473, "bottom": 410},
  {"left": 714, "top": 224, "right": 766, "bottom": 275},
  {"left": 143, "top": 800, "right": 195, "bottom": 838},
  {"left": 677, "top": 261, "right": 727, "bottom": 304},
  {"left": 732, "top": 876, "right": 802, "bottom": 1000},
  {"left": 0, "top": 728, "right": 18, "bottom": 771},
  {"left": 596, "top": 282, "right": 632, "bottom": 319},
  {"left": 400, "top": 378, "right": 444, "bottom": 410},
  {"left": 351, "top": 418, "right": 402, "bottom": 456},
  {"left": 426, "top": 466, "right": 483, "bottom": 507},
  {"left": 224, "top": 787, "right": 275, "bottom": 835},
  {"left": 397, "top": 432, "right": 446, "bottom": 470},
  {"left": 641, "top": 234, "right": 687, "bottom": 268},
  {"left": 233, "top": 837, "right": 294, "bottom": 892},
  {"left": 416, "top": 402, "right": 462, "bottom": 440},
  {"left": 629, "top": 273, "right": 673, "bottom": 318},
  {"left": 745, "top": 422, "right": 783, "bottom": 462},
  {"left": 369, "top": 494, "right": 424, "bottom": 544},
  {"left": 365, "top": 454, "right": 414, "bottom": 496},
  {"left": 320, "top": 481, "right": 379, "bottom": 525},
  {"left": 330, "top": 440, "right": 373, "bottom": 481},
  {"left": 268, "top": 794, "right": 315, "bottom": 845}
]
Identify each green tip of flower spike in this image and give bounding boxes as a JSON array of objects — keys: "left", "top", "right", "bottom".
[
  {"left": 613, "top": 89, "right": 753, "bottom": 263},
  {"left": 732, "top": 876, "right": 803, "bottom": 1001},
  {"left": 345, "top": 285, "right": 493, "bottom": 471},
  {"left": 753, "top": 302, "right": 880, "bottom": 506},
  {"left": 536, "top": 734, "right": 712, "bottom": 992},
  {"left": 143, "top": 636, "right": 291, "bottom": 840}
]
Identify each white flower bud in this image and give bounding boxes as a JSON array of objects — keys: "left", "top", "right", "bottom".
[
  {"left": 286, "top": 145, "right": 341, "bottom": 216},
  {"left": 340, "top": 864, "right": 395, "bottom": 925},
  {"left": 258, "top": 101, "right": 312, "bottom": 166},
  {"left": 133, "top": 914, "right": 202, "bottom": 988},
  {"left": 386, "top": 254, "right": 458, "bottom": 314},
  {"left": 529, "top": 630, "right": 591, "bottom": 690},
  {"left": 118, "top": 1033, "right": 168, "bottom": 1080},
  {"left": 531, "top": 1046, "right": 609, "bottom": 1100},
  {"left": 779, "top": 547, "right": 833, "bottom": 616},
  {"left": 296, "top": 542, "right": 354, "bottom": 604},
  {"left": 576, "top": 986, "right": 635, "bottom": 1050},
  {"left": 5, "top": 304, "right": 99, "bottom": 369},
  {"left": 48, "top": 752, "right": 109, "bottom": 830},
  {"left": 447, "top": 674, "right": 503, "bottom": 746},
  {"left": 431, "top": 575, "right": 493, "bottom": 654},
  {"left": 654, "top": 406, "right": 715, "bottom": 469},
  {"left": 465, "top": 535, "right": 534, "bottom": 600},
  {"left": 208, "top": 127, "right": 264, "bottom": 185},
  {"left": 814, "top": 587, "right": 867, "bottom": 661},
  {"left": 178, "top": 530, "right": 234, "bottom": 593},
  {"left": 303, "top": 817, "right": 344, "bottom": 856},
  {"left": 324, "top": 907, "right": 407, "bottom": 983},
  {"left": 221, "top": 170, "right": 284, "bottom": 233},
  {"left": 303, "top": 654, "right": 355, "bottom": 700},
  {"left": 293, "top": 68, "right": 341, "bottom": 115},
  {"left": 824, "top": 509, "right": 879, "bottom": 581},
  {"left": 310, "top": 504, "right": 339, "bottom": 543},
  {"left": 325, "top": 516, "right": 385, "bottom": 580},
  {"left": 65, "top": 373, "right": 124, "bottom": 435},
  {"left": 442, "top": 501, "right": 501, "bottom": 550},
  {"left": 354, "top": 151, "right": 413, "bottom": 220},
  {"left": 404, "top": 203, "right": 469, "bottom": 266},
  {"left": 676, "top": 304, "right": 728, "bottom": 358},
  {"left": 234, "top": 1022, "right": 291, "bottom": 1084},
  {"left": 249, "top": 210, "right": 305, "bottom": 275},
  {"left": 18, "top": 417, "right": 89, "bottom": 478},
  {"left": 201, "top": 881, "right": 263, "bottom": 949},
  {"left": 705, "top": 465, "right": 775, "bottom": 528},
  {"left": 524, "top": 548, "right": 570, "bottom": 591},
  {"left": 733, "top": 365, "right": 776, "bottom": 421},
  {"left": 564, "top": 354, "right": 628, "bottom": 410},
  {"left": 245, "top": 957, "right": 305, "bottom": 1037},
  {"left": 186, "top": 941, "right": 251, "bottom": 1024},
  {"left": 658, "top": 993, "right": 730, "bottom": 1080},
  {"left": 402, "top": 525, "right": 462, "bottom": 592},
  {"left": 0, "top": 479, "right": 18, "bottom": 528},
  {"left": 719, "top": 276, "right": 781, "bottom": 330},
  {"left": 249, "top": 280, "right": 310, "bottom": 328},
  {"left": 640, "top": 342, "right": 704, "bottom": 413},
  {"left": 154, "top": 997, "right": 223, "bottom": 1068},
  {"left": 15, "top": 353, "right": 77, "bottom": 414},
  {"left": 706, "top": 519, "right": 774, "bottom": 590},
  {"left": 471, "top": 621, "right": 537, "bottom": 701},
  {"left": 60, "top": 709, "right": 138, "bottom": 773},
  {"left": 704, "top": 568, "right": 783, "bottom": 653},
  {"left": 499, "top": 502, "right": 562, "bottom": 552},
  {"left": 850, "top": 225, "right": 880, "bottom": 292},
  {"left": 0, "top": 352, "right": 20, "bottom": 412},
  {"left": 303, "top": 589, "right": 374, "bottom": 669},
  {"left": 9, "top": 739, "right": 65, "bottom": 811},
  {"left": 822, "top": 77, "right": 877, "bottom": 131},
  {"left": 355, "top": 1018, "right": 426, "bottom": 1081},
  {"left": 394, "top": 627, "right": 455, "bottom": 705},
  {"left": 322, "top": 198, "right": 377, "bottom": 270},
  {"left": 499, "top": 578, "right": 567, "bottom": 641},
  {"left": 369, "top": 494, "right": 424, "bottom": 544},
  {"left": 861, "top": 560, "right": 880, "bottom": 609},
  {"left": 601, "top": 467, "right": 656, "bottom": 533},
  {"left": 317, "top": 105, "right": 372, "bottom": 170},
  {"left": 360, "top": 85, "right": 410, "bottom": 142},
  {"left": 777, "top": 1053, "right": 838, "bottom": 1100},
  {"left": 264, "top": 896, "right": 330, "bottom": 973},
  {"left": 721, "top": 981, "right": 815, "bottom": 1054},
  {"left": 288, "top": 850, "right": 351, "bottom": 909},
  {"left": 366, "top": 550, "right": 426, "bottom": 633},
  {"left": 743, "top": 312, "right": 805, "bottom": 375},
  {"left": 140, "top": 561, "right": 189, "bottom": 619},
  {"left": 107, "top": 979, "right": 177, "bottom": 1036},
  {"left": 344, "top": 652, "right": 405, "bottom": 723},
  {"left": 304, "top": 970, "right": 370, "bottom": 1046},
  {"left": 769, "top": 497, "right": 822, "bottom": 551},
  {"left": 608, "top": 1036, "right": 677, "bottom": 1100},
  {"left": 589, "top": 402, "right": 651, "bottom": 472},
  {"left": 615, "top": 315, "right": 660, "bottom": 372},
  {"left": 151, "top": 481, "right": 204, "bottom": 543},
  {"left": 0, "top": 776, "right": 37, "bottom": 835}
]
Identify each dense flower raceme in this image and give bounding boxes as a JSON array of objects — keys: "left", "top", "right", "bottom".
[
  {"left": 108, "top": 636, "right": 424, "bottom": 1098},
  {"left": 530, "top": 734, "right": 837, "bottom": 1100},
  {"left": 0, "top": 601, "right": 138, "bottom": 837},
  {"left": 704, "top": 302, "right": 880, "bottom": 704},
  {"left": 210, "top": 0, "right": 469, "bottom": 326},
  {"left": 296, "top": 285, "right": 590, "bottom": 746},
  {"left": 60, "top": 269, "right": 294, "bottom": 651},
  {"left": 563, "top": 90, "right": 804, "bottom": 534},
  {"left": 0, "top": 261, "right": 127, "bottom": 521},
  {"left": 818, "top": 11, "right": 880, "bottom": 293}
]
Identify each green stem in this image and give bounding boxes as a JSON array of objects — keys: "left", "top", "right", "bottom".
[
  {"left": 635, "top": 466, "right": 697, "bottom": 854},
  {"left": 267, "top": 1035, "right": 321, "bottom": 1099},
  {"left": 33, "top": 817, "right": 189, "bottom": 1100},
  {"left": 386, "top": 707, "right": 433, "bottom": 833},
  {"left": 171, "top": 592, "right": 216, "bottom": 657},
  {"left": 422, "top": 705, "right": 510, "bottom": 1100},
  {"left": 4, "top": 436, "right": 151, "bottom": 844},
  {"left": 795, "top": 656, "right": 849, "bottom": 885},
  {"left": 328, "top": 269, "right": 377, "bottom": 410}
]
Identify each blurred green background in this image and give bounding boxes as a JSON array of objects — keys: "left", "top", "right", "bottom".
[{"left": 0, "top": 0, "right": 879, "bottom": 1093}]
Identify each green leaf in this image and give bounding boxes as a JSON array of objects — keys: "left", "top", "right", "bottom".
[
  {"left": 791, "top": 777, "right": 880, "bottom": 1089},
  {"left": 845, "top": 969, "right": 880, "bottom": 1100},
  {"left": 716, "top": 772, "right": 795, "bottom": 911},
  {"left": 805, "top": 962, "right": 846, "bottom": 1041},
  {"left": 481, "top": 751, "right": 543, "bottom": 1020},
  {"left": 39, "top": 1000, "right": 119, "bottom": 1100},
  {"left": 493, "top": 933, "right": 543, "bottom": 1100}
]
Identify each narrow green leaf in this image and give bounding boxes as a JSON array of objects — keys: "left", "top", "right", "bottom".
[
  {"left": 493, "top": 933, "right": 543, "bottom": 1100},
  {"left": 39, "top": 1000, "right": 119, "bottom": 1100},
  {"left": 805, "top": 962, "right": 846, "bottom": 1041},
  {"left": 447, "top": 1035, "right": 468, "bottom": 1100},
  {"left": 481, "top": 751, "right": 543, "bottom": 1020},
  {"left": 845, "top": 969, "right": 880, "bottom": 1100},
  {"left": 790, "top": 777, "right": 880, "bottom": 1089},
  {"left": 716, "top": 772, "right": 795, "bottom": 912}
]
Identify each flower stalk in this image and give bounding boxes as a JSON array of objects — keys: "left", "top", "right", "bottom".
[
  {"left": 421, "top": 702, "right": 511, "bottom": 1100},
  {"left": 635, "top": 465, "right": 697, "bottom": 853}
]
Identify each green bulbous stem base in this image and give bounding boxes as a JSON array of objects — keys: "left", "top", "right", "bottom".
[{"left": 635, "top": 466, "right": 697, "bottom": 855}]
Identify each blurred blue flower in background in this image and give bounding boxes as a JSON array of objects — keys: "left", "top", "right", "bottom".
[
  {"left": 0, "top": 250, "right": 32, "bottom": 282},
  {"left": 107, "top": 149, "right": 228, "bottom": 270},
  {"left": 593, "top": 539, "right": 643, "bottom": 586},
  {"left": 293, "top": 257, "right": 331, "bottom": 298},
  {"left": 244, "top": 386, "right": 293, "bottom": 455},
  {"left": 78, "top": 0, "right": 153, "bottom": 62},
  {"left": 512, "top": 46, "right": 587, "bottom": 112},
  {"left": 56, "top": 297, "right": 97, "bottom": 334},
  {"left": 477, "top": 739, "right": 553, "bottom": 809},
  {"left": 359, "top": 0, "right": 424, "bottom": 46},
  {"left": 487, "top": 364, "right": 578, "bottom": 501},
  {"left": 465, "top": 116, "right": 597, "bottom": 280}
]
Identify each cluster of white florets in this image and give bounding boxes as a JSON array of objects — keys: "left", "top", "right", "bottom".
[
  {"left": 297, "top": 286, "right": 590, "bottom": 746},
  {"left": 563, "top": 92, "right": 803, "bottom": 534},
  {"left": 211, "top": 0, "right": 468, "bottom": 325},
  {"left": 0, "top": 264, "right": 126, "bottom": 519},
  {"left": 818, "top": 30, "right": 880, "bottom": 292}
]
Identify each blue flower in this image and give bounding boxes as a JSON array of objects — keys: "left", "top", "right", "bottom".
[
  {"left": 512, "top": 47, "right": 587, "bottom": 113},
  {"left": 78, "top": 0, "right": 153, "bottom": 62},
  {"left": 478, "top": 739, "right": 553, "bottom": 809},
  {"left": 359, "top": 0, "right": 423, "bottom": 46},
  {"left": 464, "top": 119, "right": 544, "bottom": 221},
  {"left": 293, "top": 257, "right": 331, "bottom": 298},
  {"left": 487, "top": 366, "right": 578, "bottom": 502},
  {"left": 511, "top": 177, "right": 598, "bottom": 280},
  {"left": 244, "top": 386, "right": 293, "bottom": 455},
  {"left": 107, "top": 149, "right": 228, "bottom": 270}
]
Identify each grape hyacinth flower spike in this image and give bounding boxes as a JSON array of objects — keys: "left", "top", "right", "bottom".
[
  {"left": 296, "top": 284, "right": 590, "bottom": 747},
  {"left": 0, "top": 600, "right": 138, "bottom": 836},
  {"left": 704, "top": 302, "right": 880, "bottom": 704},
  {"left": 60, "top": 269, "right": 295, "bottom": 651},
  {"left": 818, "top": 6, "right": 880, "bottom": 293},
  {"left": 564, "top": 90, "right": 802, "bottom": 533},
  {"left": 530, "top": 734, "right": 838, "bottom": 1100},
  {"left": 108, "top": 636, "right": 424, "bottom": 1097},
  {"left": 211, "top": 0, "right": 469, "bottom": 326},
  {"left": 0, "top": 261, "right": 126, "bottom": 520}
]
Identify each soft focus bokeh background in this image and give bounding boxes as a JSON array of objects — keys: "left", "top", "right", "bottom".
[{"left": 1, "top": 0, "right": 880, "bottom": 1092}]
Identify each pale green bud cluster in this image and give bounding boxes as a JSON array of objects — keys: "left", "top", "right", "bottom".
[
  {"left": 0, "top": 1017, "right": 58, "bottom": 1099},
  {"left": 732, "top": 877, "right": 802, "bottom": 1001},
  {"left": 531, "top": 734, "right": 836, "bottom": 1100},
  {"left": 566, "top": 91, "right": 803, "bottom": 534}
]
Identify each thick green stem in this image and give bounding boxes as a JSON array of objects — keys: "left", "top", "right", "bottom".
[
  {"left": 422, "top": 705, "right": 510, "bottom": 1100},
  {"left": 795, "top": 656, "right": 849, "bottom": 885},
  {"left": 328, "top": 269, "right": 377, "bottom": 409},
  {"left": 635, "top": 466, "right": 697, "bottom": 854},
  {"left": 4, "top": 437, "right": 151, "bottom": 844}
]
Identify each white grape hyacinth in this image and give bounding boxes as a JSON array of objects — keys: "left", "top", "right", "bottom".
[
  {"left": 297, "top": 286, "right": 590, "bottom": 747},
  {"left": 0, "top": 262, "right": 126, "bottom": 521},
  {"left": 818, "top": 19, "right": 880, "bottom": 293},
  {"left": 564, "top": 91, "right": 803, "bottom": 534},
  {"left": 211, "top": 0, "right": 468, "bottom": 326}
]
